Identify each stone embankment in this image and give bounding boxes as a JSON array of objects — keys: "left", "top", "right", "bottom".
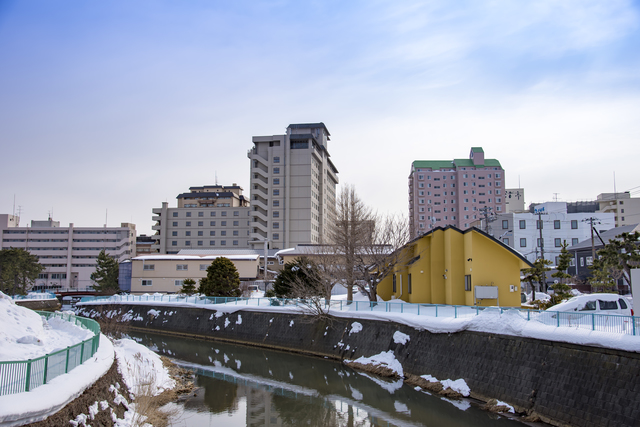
[{"left": 77, "top": 303, "right": 640, "bottom": 427}]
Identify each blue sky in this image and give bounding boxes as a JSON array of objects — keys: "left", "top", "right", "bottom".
[{"left": 1, "top": 0, "right": 639, "bottom": 235}]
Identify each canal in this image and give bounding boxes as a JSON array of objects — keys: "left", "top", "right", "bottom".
[{"left": 127, "top": 330, "right": 527, "bottom": 427}]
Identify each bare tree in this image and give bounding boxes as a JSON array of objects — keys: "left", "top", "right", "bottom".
[
  {"left": 327, "top": 184, "right": 375, "bottom": 302},
  {"left": 355, "top": 213, "right": 411, "bottom": 302}
]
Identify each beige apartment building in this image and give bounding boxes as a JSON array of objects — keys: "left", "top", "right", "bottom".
[
  {"left": 151, "top": 184, "right": 252, "bottom": 253},
  {"left": 130, "top": 253, "right": 260, "bottom": 294},
  {"left": 248, "top": 123, "right": 339, "bottom": 249},
  {"left": 408, "top": 147, "right": 506, "bottom": 237},
  {"left": 596, "top": 192, "right": 640, "bottom": 227},
  {"left": 0, "top": 214, "right": 136, "bottom": 290}
]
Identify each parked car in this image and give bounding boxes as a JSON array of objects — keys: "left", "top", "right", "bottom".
[{"left": 547, "top": 293, "right": 633, "bottom": 316}]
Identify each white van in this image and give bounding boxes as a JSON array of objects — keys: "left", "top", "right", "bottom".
[{"left": 548, "top": 293, "right": 633, "bottom": 316}]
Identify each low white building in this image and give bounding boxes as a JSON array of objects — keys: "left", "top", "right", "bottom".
[
  {"left": 485, "top": 202, "right": 614, "bottom": 264},
  {"left": 0, "top": 214, "right": 136, "bottom": 290}
]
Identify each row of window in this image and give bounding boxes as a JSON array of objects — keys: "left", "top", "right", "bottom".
[
  {"left": 171, "top": 220, "right": 244, "bottom": 227},
  {"left": 172, "top": 230, "right": 244, "bottom": 237},
  {"left": 511, "top": 237, "right": 579, "bottom": 248},
  {"left": 172, "top": 211, "right": 241, "bottom": 218},
  {"left": 416, "top": 173, "right": 502, "bottom": 180},
  {"left": 502, "top": 219, "right": 580, "bottom": 230},
  {"left": 171, "top": 240, "right": 242, "bottom": 246}
]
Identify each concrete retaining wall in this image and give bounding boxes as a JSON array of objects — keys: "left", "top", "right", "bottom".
[{"left": 77, "top": 303, "right": 640, "bottom": 427}]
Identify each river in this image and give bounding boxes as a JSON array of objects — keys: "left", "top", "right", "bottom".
[{"left": 127, "top": 330, "right": 527, "bottom": 427}]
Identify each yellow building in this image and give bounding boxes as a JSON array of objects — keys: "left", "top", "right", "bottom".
[{"left": 377, "top": 226, "right": 532, "bottom": 307}]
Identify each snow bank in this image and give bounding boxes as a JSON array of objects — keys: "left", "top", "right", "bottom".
[
  {"left": 349, "top": 322, "right": 363, "bottom": 335},
  {"left": 0, "top": 292, "right": 94, "bottom": 361},
  {"left": 420, "top": 374, "right": 470, "bottom": 396},
  {"left": 393, "top": 331, "right": 410, "bottom": 345},
  {"left": 0, "top": 335, "right": 115, "bottom": 427},
  {"left": 113, "top": 338, "right": 175, "bottom": 397},
  {"left": 347, "top": 350, "right": 404, "bottom": 377}
]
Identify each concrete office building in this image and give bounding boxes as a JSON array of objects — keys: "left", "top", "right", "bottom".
[
  {"left": 248, "top": 123, "right": 339, "bottom": 249},
  {"left": 0, "top": 214, "right": 136, "bottom": 290},
  {"left": 479, "top": 202, "right": 615, "bottom": 264},
  {"left": 409, "top": 147, "right": 505, "bottom": 237},
  {"left": 151, "top": 185, "right": 251, "bottom": 253}
]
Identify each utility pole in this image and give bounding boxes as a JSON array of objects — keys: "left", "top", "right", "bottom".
[
  {"left": 479, "top": 206, "right": 495, "bottom": 235},
  {"left": 582, "top": 217, "right": 601, "bottom": 264},
  {"left": 537, "top": 212, "right": 546, "bottom": 292}
]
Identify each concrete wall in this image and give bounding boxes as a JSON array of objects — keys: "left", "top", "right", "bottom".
[{"left": 77, "top": 303, "right": 640, "bottom": 427}]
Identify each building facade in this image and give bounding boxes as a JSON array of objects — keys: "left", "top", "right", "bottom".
[
  {"left": 478, "top": 202, "right": 615, "bottom": 265},
  {"left": 408, "top": 147, "right": 506, "bottom": 237},
  {"left": 248, "top": 123, "right": 339, "bottom": 249},
  {"left": 130, "top": 253, "right": 260, "bottom": 294},
  {"left": 0, "top": 214, "right": 136, "bottom": 290},
  {"left": 151, "top": 184, "right": 252, "bottom": 254},
  {"left": 596, "top": 192, "right": 640, "bottom": 228},
  {"left": 377, "top": 226, "right": 532, "bottom": 307}
]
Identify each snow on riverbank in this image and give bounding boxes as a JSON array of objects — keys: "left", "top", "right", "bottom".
[
  {"left": 79, "top": 293, "right": 640, "bottom": 353},
  {"left": 0, "top": 292, "right": 93, "bottom": 361},
  {"left": 113, "top": 338, "right": 175, "bottom": 397}
]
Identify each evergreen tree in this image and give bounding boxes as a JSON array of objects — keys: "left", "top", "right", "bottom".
[
  {"left": 595, "top": 231, "right": 640, "bottom": 288},
  {"left": 522, "top": 258, "right": 552, "bottom": 303},
  {"left": 198, "top": 257, "right": 241, "bottom": 297},
  {"left": 549, "top": 241, "right": 573, "bottom": 304},
  {"left": 588, "top": 257, "right": 617, "bottom": 293},
  {"left": 0, "top": 248, "right": 44, "bottom": 295},
  {"left": 180, "top": 278, "right": 197, "bottom": 296},
  {"left": 272, "top": 257, "right": 323, "bottom": 298},
  {"left": 90, "top": 249, "right": 120, "bottom": 294}
]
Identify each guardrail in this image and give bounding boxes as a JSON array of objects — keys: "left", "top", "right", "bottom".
[
  {"left": 0, "top": 312, "right": 101, "bottom": 396},
  {"left": 12, "top": 293, "right": 58, "bottom": 300},
  {"left": 79, "top": 294, "right": 640, "bottom": 336}
]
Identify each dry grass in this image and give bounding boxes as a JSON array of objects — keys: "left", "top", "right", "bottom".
[{"left": 91, "top": 306, "right": 130, "bottom": 339}]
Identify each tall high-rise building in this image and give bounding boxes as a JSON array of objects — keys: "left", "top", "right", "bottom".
[
  {"left": 408, "top": 147, "right": 505, "bottom": 237},
  {"left": 248, "top": 123, "right": 339, "bottom": 249}
]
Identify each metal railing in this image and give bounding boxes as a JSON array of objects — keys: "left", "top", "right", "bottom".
[
  {"left": 78, "top": 294, "right": 640, "bottom": 336},
  {"left": 12, "top": 292, "right": 58, "bottom": 300},
  {"left": 0, "top": 312, "right": 101, "bottom": 396}
]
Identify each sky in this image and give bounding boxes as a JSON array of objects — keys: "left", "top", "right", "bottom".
[{"left": 1, "top": 0, "right": 639, "bottom": 236}]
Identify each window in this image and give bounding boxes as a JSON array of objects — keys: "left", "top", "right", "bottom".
[
  {"left": 571, "top": 220, "right": 578, "bottom": 229},
  {"left": 273, "top": 233, "right": 280, "bottom": 240},
  {"left": 273, "top": 156, "right": 280, "bottom": 163},
  {"left": 519, "top": 220, "right": 526, "bottom": 229},
  {"left": 273, "top": 189, "right": 279, "bottom": 196},
  {"left": 536, "top": 220, "right": 543, "bottom": 229},
  {"left": 142, "top": 280, "right": 152, "bottom": 286},
  {"left": 273, "top": 222, "right": 280, "bottom": 229},
  {"left": 233, "top": 230, "right": 239, "bottom": 236},
  {"left": 537, "top": 238, "right": 544, "bottom": 247},
  {"left": 273, "top": 178, "right": 280, "bottom": 185},
  {"left": 408, "top": 274, "right": 412, "bottom": 294},
  {"left": 143, "top": 264, "right": 155, "bottom": 270},
  {"left": 177, "top": 264, "right": 188, "bottom": 271},
  {"left": 185, "top": 231, "right": 191, "bottom": 236},
  {"left": 586, "top": 256, "right": 593, "bottom": 266},
  {"left": 200, "top": 264, "right": 208, "bottom": 271},
  {"left": 221, "top": 221, "right": 227, "bottom": 226},
  {"left": 502, "top": 220, "right": 508, "bottom": 229},
  {"left": 555, "top": 238, "right": 562, "bottom": 247},
  {"left": 186, "top": 212, "right": 192, "bottom": 217},
  {"left": 599, "top": 300, "right": 618, "bottom": 310},
  {"left": 234, "top": 211, "right": 239, "bottom": 216},
  {"left": 393, "top": 275, "right": 397, "bottom": 293},
  {"left": 172, "top": 221, "right": 178, "bottom": 227},
  {"left": 175, "top": 280, "right": 184, "bottom": 287},
  {"left": 221, "top": 240, "right": 226, "bottom": 246},
  {"left": 196, "top": 221, "right": 202, "bottom": 227},
  {"left": 209, "top": 240, "right": 215, "bottom": 246},
  {"left": 210, "top": 221, "right": 216, "bottom": 226},
  {"left": 274, "top": 167, "right": 280, "bottom": 174},
  {"left": 185, "top": 241, "right": 191, "bottom": 246},
  {"left": 520, "top": 238, "right": 527, "bottom": 247},
  {"left": 198, "top": 231, "right": 203, "bottom": 236},
  {"left": 210, "top": 212, "right": 216, "bottom": 217},
  {"left": 273, "top": 200, "right": 280, "bottom": 207},
  {"left": 172, "top": 231, "right": 177, "bottom": 236},
  {"left": 273, "top": 211, "right": 280, "bottom": 218},
  {"left": 233, "top": 240, "right": 239, "bottom": 246},
  {"left": 572, "top": 238, "right": 579, "bottom": 245},
  {"left": 291, "top": 141, "right": 308, "bottom": 149},
  {"left": 222, "top": 212, "right": 227, "bottom": 216},
  {"left": 465, "top": 275, "right": 471, "bottom": 291},
  {"left": 503, "top": 238, "right": 509, "bottom": 246},
  {"left": 221, "top": 231, "right": 226, "bottom": 236},
  {"left": 210, "top": 231, "right": 215, "bottom": 236},
  {"left": 172, "top": 212, "right": 178, "bottom": 217},
  {"left": 186, "top": 221, "right": 191, "bottom": 227},
  {"left": 233, "top": 221, "right": 239, "bottom": 226},
  {"left": 554, "top": 220, "right": 561, "bottom": 229},
  {"left": 198, "top": 211, "right": 203, "bottom": 217}
]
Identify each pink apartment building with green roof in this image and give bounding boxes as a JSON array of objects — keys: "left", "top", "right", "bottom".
[{"left": 409, "top": 147, "right": 505, "bottom": 237}]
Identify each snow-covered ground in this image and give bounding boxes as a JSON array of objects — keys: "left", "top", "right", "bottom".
[
  {"left": 0, "top": 292, "right": 175, "bottom": 427},
  {"left": 0, "top": 292, "right": 93, "bottom": 361},
  {"left": 79, "top": 291, "right": 640, "bottom": 353}
]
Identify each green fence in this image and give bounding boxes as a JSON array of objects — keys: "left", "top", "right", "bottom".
[{"left": 0, "top": 311, "right": 101, "bottom": 396}]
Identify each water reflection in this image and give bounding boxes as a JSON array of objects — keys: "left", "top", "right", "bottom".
[{"left": 127, "top": 331, "right": 523, "bottom": 427}]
